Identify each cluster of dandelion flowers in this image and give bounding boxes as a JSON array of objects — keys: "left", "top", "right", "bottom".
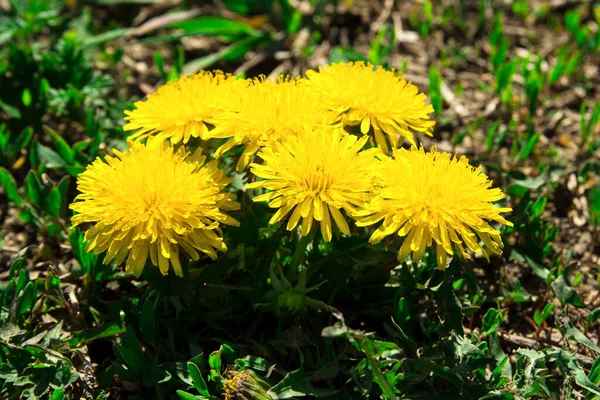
[
  {"left": 306, "top": 62, "right": 435, "bottom": 154},
  {"left": 247, "top": 126, "right": 379, "bottom": 241},
  {"left": 209, "top": 75, "right": 335, "bottom": 171},
  {"left": 355, "top": 146, "right": 512, "bottom": 267},
  {"left": 70, "top": 141, "right": 240, "bottom": 277},
  {"left": 123, "top": 70, "right": 244, "bottom": 144}
]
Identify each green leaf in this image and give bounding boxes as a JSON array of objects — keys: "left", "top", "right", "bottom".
[
  {"left": 18, "top": 282, "right": 36, "bottom": 316},
  {"left": 551, "top": 275, "right": 584, "bottom": 308},
  {"left": 168, "top": 17, "right": 257, "bottom": 41},
  {"left": 268, "top": 363, "right": 338, "bottom": 399},
  {"left": 236, "top": 355, "right": 273, "bottom": 372},
  {"left": 482, "top": 308, "right": 505, "bottom": 335},
  {"left": 44, "top": 187, "right": 61, "bottom": 217},
  {"left": 69, "top": 323, "right": 125, "bottom": 346},
  {"left": 83, "top": 0, "right": 156, "bottom": 3},
  {"left": 183, "top": 36, "right": 267, "bottom": 74},
  {"left": 21, "top": 89, "right": 32, "bottom": 107},
  {"left": 175, "top": 390, "right": 206, "bottom": 400},
  {"left": 396, "top": 297, "right": 410, "bottom": 325},
  {"left": 562, "top": 317, "right": 600, "bottom": 354},
  {"left": 589, "top": 186, "right": 600, "bottom": 227},
  {"left": 541, "top": 303, "right": 554, "bottom": 321},
  {"left": 518, "top": 133, "right": 540, "bottom": 161},
  {"left": 574, "top": 368, "right": 600, "bottom": 396},
  {"left": 24, "top": 171, "right": 43, "bottom": 208},
  {"left": 0, "top": 100, "right": 21, "bottom": 119},
  {"left": 43, "top": 126, "right": 75, "bottom": 165},
  {"left": 454, "top": 335, "right": 484, "bottom": 358},
  {"left": 208, "top": 350, "right": 222, "bottom": 381},
  {"left": 410, "top": 359, "right": 463, "bottom": 388},
  {"left": 15, "top": 127, "right": 34, "bottom": 152},
  {"left": 154, "top": 50, "right": 167, "bottom": 82},
  {"left": 51, "top": 388, "right": 66, "bottom": 400},
  {"left": 0, "top": 167, "right": 23, "bottom": 205},
  {"left": 328, "top": 47, "right": 368, "bottom": 63},
  {"left": 35, "top": 142, "right": 66, "bottom": 169},
  {"left": 589, "top": 357, "right": 600, "bottom": 384},
  {"left": 83, "top": 27, "right": 133, "bottom": 48},
  {"left": 529, "top": 195, "right": 547, "bottom": 221},
  {"left": 187, "top": 362, "right": 209, "bottom": 397},
  {"left": 140, "top": 299, "right": 156, "bottom": 340},
  {"left": 116, "top": 345, "right": 144, "bottom": 374}
]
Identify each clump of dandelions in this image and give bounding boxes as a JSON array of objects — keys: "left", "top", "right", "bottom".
[
  {"left": 123, "top": 70, "right": 244, "bottom": 144},
  {"left": 208, "top": 75, "right": 335, "bottom": 172},
  {"left": 247, "top": 126, "right": 379, "bottom": 241},
  {"left": 355, "top": 146, "right": 512, "bottom": 267},
  {"left": 306, "top": 61, "right": 434, "bottom": 153},
  {"left": 70, "top": 141, "right": 239, "bottom": 277}
]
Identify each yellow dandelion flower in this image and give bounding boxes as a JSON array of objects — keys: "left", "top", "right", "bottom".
[
  {"left": 306, "top": 62, "right": 435, "bottom": 153},
  {"left": 247, "top": 126, "right": 378, "bottom": 241},
  {"left": 70, "top": 141, "right": 240, "bottom": 277},
  {"left": 123, "top": 70, "right": 244, "bottom": 144},
  {"left": 209, "top": 75, "right": 335, "bottom": 172},
  {"left": 355, "top": 146, "right": 513, "bottom": 268}
]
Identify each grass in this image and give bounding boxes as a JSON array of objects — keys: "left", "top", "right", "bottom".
[{"left": 1, "top": 0, "right": 600, "bottom": 399}]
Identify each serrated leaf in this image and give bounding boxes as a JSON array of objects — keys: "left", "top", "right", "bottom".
[
  {"left": 551, "top": 275, "right": 584, "bottom": 308},
  {"left": 563, "top": 317, "right": 600, "bottom": 354},
  {"left": 574, "top": 368, "right": 600, "bottom": 396}
]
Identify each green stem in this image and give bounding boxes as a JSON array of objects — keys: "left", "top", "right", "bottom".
[{"left": 287, "top": 225, "right": 317, "bottom": 282}]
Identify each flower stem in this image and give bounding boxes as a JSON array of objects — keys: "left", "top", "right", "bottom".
[{"left": 287, "top": 226, "right": 317, "bottom": 282}]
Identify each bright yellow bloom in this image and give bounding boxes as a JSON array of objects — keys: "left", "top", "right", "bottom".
[
  {"left": 123, "top": 70, "right": 244, "bottom": 144},
  {"left": 306, "top": 62, "right": 435, "bottom": 153},
  {"left": 70, "top": 141, "right": 239, "bottom": 277},
  {"left": 355, "top": 147, "right": 512, "bottom": 267},
  {"left": 247, "top": 126, "right": 378, "bottom": 241},
  {"left": 209, "top": 75, "right": 335, "bottom": 172}
]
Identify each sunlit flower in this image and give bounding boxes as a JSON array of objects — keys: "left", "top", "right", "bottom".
[
  {"left": 306, "top": 62, "right": 435, "bottom": 153},
  {"left": 355, "top": 146, "right": 512, "bottom": 267},
  {"left": 247, "top": 126, "right": 378, "bottom": 241},
  {"left": 70, "top": 141, "right": 239, "bottom": 277},
  {"left": 123, "top": 70, "right": 244, "bottom": 144},
  {"left": 209, "top": 75, "right": 335, "bottom": 172}
]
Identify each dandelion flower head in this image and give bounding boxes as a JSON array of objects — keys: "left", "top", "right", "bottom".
[
  {"left": 355, "top": 146, "right": 512, "bottom": 267},
  {"left": 123, "top": 70, "right": 244, "bottom": 144},
  {"left": 70, "top": 141, "right": 240, "bottom": 277},
  {"left": 306, "top": 62, "right": 435, "bottom": 153},
  {"left": 210, "top": 75, "right": 335, "bottom": 172},
  {"left": 247, "top": 126, "right": 379, "bottom": 242}
]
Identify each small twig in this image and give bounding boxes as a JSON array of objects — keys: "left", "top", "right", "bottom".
[
  {"left": 371, "top": 0, "right": 395, "bottom": 34},
  {"left": 126, "top": 9, "right": 202, "bottom": 38}
]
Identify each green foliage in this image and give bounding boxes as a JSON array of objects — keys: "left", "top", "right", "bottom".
[
  {"left": 428, "top": 65, "right": 443, "bottom": 117},
  {"left": 409, "top": 1, "right": 434, "bottom": 37},
  {"left": 2, "top": 1, "right": 600, "bottom": 399}
]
